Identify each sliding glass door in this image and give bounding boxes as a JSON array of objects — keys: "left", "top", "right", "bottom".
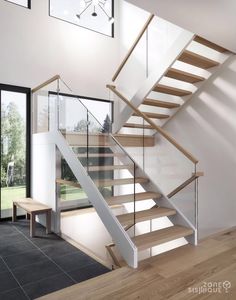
[{"left": 0, "top": 84, "right": 31, "bottom": 219}]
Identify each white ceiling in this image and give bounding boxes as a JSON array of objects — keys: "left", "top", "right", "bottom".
[{"left": 126, "top": 0, "right": 236, "bottom": 52}]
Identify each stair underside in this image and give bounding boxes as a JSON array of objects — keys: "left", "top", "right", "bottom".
[
  {"left": 153, "top": 84, "right": 192, "bottom": 97},
  {"left": 87, "top": 165, "right": 133, "bottom": 172},
  {"left": 106, "top": 191, "right": 161, "bottom": 206},
  {"left": 178, "top": 50, "right": 219, "bottom": 69},
  {"left": 143, "top": 98, "right": 180, "bottom": 109},
  {"left": 124, "top": 123, "right": 154, "bottom": 129},
  {"left": 132, "top": 225, "right": 194, "bottom": 251},
  {"left": 194, "top": 35, "right": 228, "bottom": 53},
  {"left": 117, "top": 207, "right": 176, "bottom": 226},
  {"left": 133, "top": 111, "right": 169, "bottom": 119},
  {"left": 165, "top": 68, "right": 205, "bottom": 83}
]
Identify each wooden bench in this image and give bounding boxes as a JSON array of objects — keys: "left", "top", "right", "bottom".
[{"left": 12, "top": 198, "right": 52, "bottom": 237}]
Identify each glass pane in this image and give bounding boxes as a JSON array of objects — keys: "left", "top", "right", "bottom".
[
  {"left": 5, "top": 0, "right": 29, "bottom": 8},
  {"left": 33, "top": 81, "right": 59, "bottom": 134},
  {"left": 80, "top": 98, "right": 113, "bottom": 125},
  {"left": 1, "top": 90, "right": 27, "bottom": 218},
  {"left": 50, "top": 0, "right": 114, "bottom": 37}
]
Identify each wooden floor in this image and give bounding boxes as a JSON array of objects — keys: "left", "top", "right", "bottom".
[{"left": 38, "top": 228, "right": 236, "bottom": 300}]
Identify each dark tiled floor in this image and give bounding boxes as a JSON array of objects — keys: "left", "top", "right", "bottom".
[{"left": 0, "top": 220, "right": 111, "bottom": 299}]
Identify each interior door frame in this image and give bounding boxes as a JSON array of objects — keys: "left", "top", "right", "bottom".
[{"left": 0, "top": 84, "right": 31, "bottom": 220}]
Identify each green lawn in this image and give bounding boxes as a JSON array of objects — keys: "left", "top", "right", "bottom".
[
  {"left": 1, "top": 186, "right": 26, "bottom": 210},
  {"left": 60, "top": 185, "right": 86, "bottom": 201},
  {"left": 60, "top": 185, "right": 112, "bottom": 201}
]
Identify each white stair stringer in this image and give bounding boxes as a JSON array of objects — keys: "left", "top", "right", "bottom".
[
  {"left": 108, "top": 138, "right": 197, "bottom": 245},
  {"left": 113, "top": 30, "right": 195, "bottom": 133},
  {"left": 52, "top": 130, "right": 138, "bottom": 268}
]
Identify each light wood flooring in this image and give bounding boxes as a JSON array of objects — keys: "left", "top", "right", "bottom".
[{"left": 38, "top": 228, "right": 236, "bottom": 300}]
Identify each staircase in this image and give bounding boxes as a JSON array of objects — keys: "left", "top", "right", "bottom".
[
  {"left": 104, "top": 15, "right": 232, "bottom": 266},
  {"left": 32, "top": 73, "right": 200, "bottom": 268},
  {"left": 56, "top": 136, "right": 195, "bottom": 266},
  {"left": 110, "top": 14, "right": 233, "bottom": 135},
  {"left": 31, "top": 13, "right": 233, "bottom": 268},
  {"left": 117, "top": 34, "right": 232, "bottom": 133}
]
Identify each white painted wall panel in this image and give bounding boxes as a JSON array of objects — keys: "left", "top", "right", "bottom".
[{"left": 0, "top": 0, "right": 118, "bottom": 99}]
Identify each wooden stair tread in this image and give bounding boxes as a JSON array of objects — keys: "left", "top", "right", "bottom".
[
  {"left": 68, "top": 133, "right": 154, "bottom": 148},
  {"left": 132, "top": 225, "right": 194, "bottom": 250},
  {"left": 165, "top": 68, "right": 205, "bottom": 83},
  {"left": 88, "top": 165, "right": 133, "bottom": 172},
  {"left": 178, "top": 50, "right": 220, "bottom": 69},
  {"left": 133, "top": 111, "right": 169, "bottom": 119},
  {"left": 114, "top": 133, "right": 152, "bottom": 138},
  {"left": 123, "top": 123, "right": 154, "bottom": 129},
  {"left": 95, "top": 177, "right": 148, "bottom": 187},
  {"left": 71, "top": 144, "right": 113, "bottom": 148},
  {"left": 153, "top": 84, "right": 192, "bottom": 97},
  {"left": 117, "top": 207, "right": 176, "bottom": 226},
  {"left": 194, "top": 36, "right": 228, "bottom": 53},
  {"left": 143, "top": 98, "right": 180, "bottom": 109},
  {"left": 77, "top": 153, "right": 124, "bottom": 158},
  {"left": 114, "top": 134, "right": 155, "bottom": 147},
  {"left": 106, "top": 192, "right": 161, "bottom": 206}
]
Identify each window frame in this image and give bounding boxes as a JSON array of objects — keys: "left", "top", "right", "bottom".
[
  {"left": 0, "top": 84, "right": 31, "bottom": 221},
  {"left": 4, "top": 0, "right": 31, "bottom": 9},
  {"left": 48, "top": 0, "right": 114, "bottom": 38}
]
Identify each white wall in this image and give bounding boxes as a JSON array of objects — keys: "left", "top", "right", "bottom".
[
  {"left": 0, "top": 0, "right": 118, "bottom": 99},
  {"left": 31, "top": 133, "right": 57, "bottom": 230},
  {"left": 126, "top": 0, "right": 236, "bottom": 53}
]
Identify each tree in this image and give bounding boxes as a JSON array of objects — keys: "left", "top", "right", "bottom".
[
  {"left": 74, "top": 119, "right": 100, "bottom": 133},
  {"left": 1, "top": 102, "right": 25, "bottom": 186},
  {"left": 74, "top": 119, "right": 88, "bottom": 133},
  {"left": 101, "top": 114, "right": 111, "bottom": 133}
]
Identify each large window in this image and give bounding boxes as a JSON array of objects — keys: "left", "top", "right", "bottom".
[
  {"left": 5, "top": 0, "right": 31, "bottom": 9},
  {"left": 49, "top": 0, "right": 114, "bottom": 37},
  {"left": 0, "top": 84, "right": 31, "bottom": 220}
]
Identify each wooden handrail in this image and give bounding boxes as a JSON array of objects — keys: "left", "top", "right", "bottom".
[
  {"left": 168, "top": 172, "right": 204, "bottom": 198},
  {"left": 106, "top": 84, "right": 199, "bottom": 164},
  {"left": 32, "top": 75, "right": 61, "bottom": 93},
  {"left": 112, "top": 14, "right": 155, "bottom": 82}
]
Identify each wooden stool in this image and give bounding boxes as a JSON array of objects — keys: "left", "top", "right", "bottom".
[{"left": 13, "top": 198, "right": 52, "bottom": 237}]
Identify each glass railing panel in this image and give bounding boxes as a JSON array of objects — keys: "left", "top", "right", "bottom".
[
  {"left": 56, "top": 149, "right": 92, "bottom": 211},
  {"left": 121, "top": 115, "right": 196, "bottom": 195},
  {"left": 115, "top": 16, "right": 186, "bottom": 103},
  {"left": 147, "top": 16, "right": 183, "bottom": 75},
  {"left": 33, "top": 80, "right": 59, "bottom": 133},
  {"left": 87, "top": 112, "right": 136, "bottom": 216},
  {"left": 169, "top": 180, "right": 197, "bottom": 229},
  {"left": 116, "top": 33, "right": 147, "bottom": 104},
  {"left": 56, "top": 87, "right": 137, "bottom": 229},
  {"left": 129, "top": 115, "right": 197, "bottom": 231}
]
